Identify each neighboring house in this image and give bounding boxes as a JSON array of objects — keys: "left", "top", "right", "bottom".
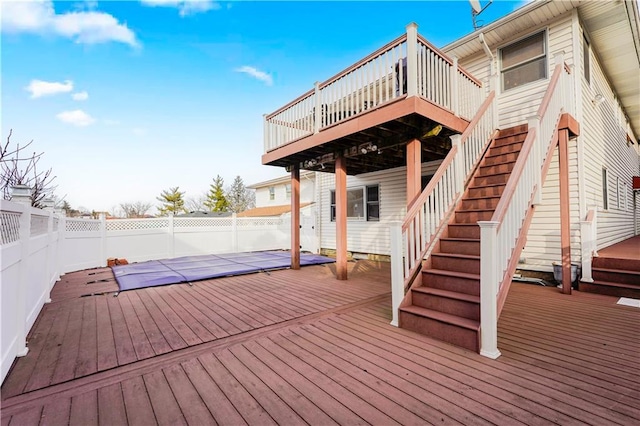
[
  {"left": 243, "top": 171, "right": 316, "bottom": 217},
  {"left": 261, "top": 1, "right": 639, "bottom": 356}
]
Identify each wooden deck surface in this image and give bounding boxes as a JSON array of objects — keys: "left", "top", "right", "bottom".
[
  {"left": 2, "top": 260, "right": 639, "bottom": 425},
  {"left": 597, "top": 235, "right": 640, "bottom": 260}
]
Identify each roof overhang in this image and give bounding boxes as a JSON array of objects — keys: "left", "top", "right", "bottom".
[{"left": 443, "top": 0, "right": 640, "bottom": 138}]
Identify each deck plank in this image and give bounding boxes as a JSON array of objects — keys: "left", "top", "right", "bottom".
[
  {"left": 69, "top": 390, "right": 98, "bottom": 426},
  {"left": 145, "top": 287, "right": 203, "bottom": 346},
  {"left": 163, "top": 364, "right": 217, "bottom": 425},
  {"left": 95, "top": 296, "right": 118, "bottom": 371},
  {"left": 136, "top": 290, "right": 188, "bottom": 351},
  {"left": 143, "top": 370, "right": 187, "bottom": 426},
  {"left": 74, "top": 297, "right": 99, "bottom": 378},
  {"left": 106, "top": 294, "right": 138, "bottom": 366},
  {"left": 127, "top": 291, "right": 173, "bottom": 356},
  {"left": 49, "top": 299, "right": 84, "bottom": 385},
  {"left": 97, "top": 383, "right": 128, "bottom": 426},
  {"left": 6, "top": 406, "right": 41, "bottom": 426},
  {"left": 118, "top": 292, "right": 156, "bottom": 360},
  {"left": 39, "top": 396, "right": 71, "bottom": 426},
  {"left": 121, "top": 376, "right": 157, "bottom": 426}
]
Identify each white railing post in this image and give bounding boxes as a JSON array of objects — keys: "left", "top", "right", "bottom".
[
  {"left": 528, "top": 115, "right": 542, "bottom": 206},
  {"left": 405, "top": 23, "right": 418, "bottom": 98},
  {"left": 580, "top": 214, "right": 594, "bottom": 283},
  {"left": 16, "top": 204, "right": 30, "bottom": 357},
  {"left": 450, "top": 134, "right": 464, "bottom": 193},
  {"left": 478, "top": 221, "right": 501, "bottom": 359},
  {"left": 591, "top": 205, "right": 598, "bottom": 257},
  {"left": 491, "top": 72, "right": 500, "bottom": 130},
  {"left": 314, "top": 81, "right": 321, "bottom": 133},
  {"left": 99, "top": 213, "right": 107, "bottom": 267},
  {"left": 232, "top": 213, "right": 238, "bottom": 252},
  {"left": 167, "top": 213, "right": 175, "bottom": 258},
  {"left": 390, "top": 221, "right": 404, "bottom": 327},
  {"left": 451, "top": 56, "right": 459, "bottom": 115}
]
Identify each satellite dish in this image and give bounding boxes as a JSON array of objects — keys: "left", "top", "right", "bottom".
[
  {"left": 469, "top": 0, "right": 482, "bottom": 14},
  {"left": 469, "top": 0, "right": 493, "bottom": 30}
]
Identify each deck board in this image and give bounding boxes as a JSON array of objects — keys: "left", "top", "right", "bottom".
[{"left": 2, "top": 260, "right": 639, "bottom": 425}]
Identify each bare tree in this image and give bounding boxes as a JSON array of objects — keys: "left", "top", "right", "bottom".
[
  {"left": 1, "top": 130, "right": 56, "bottom": 207},
  {"left": 120, "top": 201, "right": 153, "bottom": 218},
  {"left": 185, "top": 192, "right": 208, "bottom": 212}
]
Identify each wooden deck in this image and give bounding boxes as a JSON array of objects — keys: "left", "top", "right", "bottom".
[
  {"left": 2, "top": 261, "right": 639, "bottom": 425},
  {"left": 597, "top": 235, "right": 640, "bottom": 260}
]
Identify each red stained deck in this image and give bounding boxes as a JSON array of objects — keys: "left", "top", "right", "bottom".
[
  {"left": 597, "top": 235, "right": 640, "bottom": 260},
  {"left": 2, "top": 261, "right": 639, "bottom": 425}
]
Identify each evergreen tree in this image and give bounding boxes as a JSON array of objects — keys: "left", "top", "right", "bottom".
[
  {"left": 156, "top": 186, "right": 186, "bottom": 216},
  {"left": 226, "top": 175, "right": 255, "bottom": 213},
  {"left": 204, "top": 175, "right": 229, "bottom": 212}
]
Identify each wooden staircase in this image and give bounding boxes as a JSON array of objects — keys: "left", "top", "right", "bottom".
[
  {"left": 399, "top": 124, "right": 528, "bottom": 352},
  {"left": 580, "top": 252, "right": 640, "bottom": 299}
]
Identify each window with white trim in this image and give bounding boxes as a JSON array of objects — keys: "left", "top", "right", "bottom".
[
  {"left": 330, "top": 185, "right": 379, "bottom": 222},
  {"left": 500, "top": 31, "right": 547, "bottom": 91},
  {"left": 268, "top": 186, "right": 275, "bottom": 201},
  {"left": 285, "top": 184, "right": 291, "bottom": 200}
]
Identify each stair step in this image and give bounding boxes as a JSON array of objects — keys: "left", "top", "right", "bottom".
[
  {"left": 399, "top": 306, "right": 480, "bottom": 352},
  {"left": 477, "top": 162, "right": 516, "bottom": 177},
  {"left": 460, "top": 196, "right": 500, "bottom": 210},
  {"left": 431, "top": 253, "right": 480, "bottom": 274},
  {"left": 447, "top": 223, "right": 480, "bottom": 239},
  {"left": 493, "top": 134, "right": 527, "bottom": 147},
  {"left": 592, "top": 257, "right": 640, "bottom": 272},
  {"left": 473, "top": 172, "right": 511, "bottom": 186},
  {"left": 467, "top": 184, "right": 505, "bottom": 199},
  {"left": 484, "top": 151, "right": 520, "bottom": 165},
  {"left": 440, "top": 238, "right": 480, "bottom": 256},
  {"left": 579, "top": 280, "right": 640, "bottom": 299},
  {"left": 488, "top": 142, "right": 523, "bottom": 156},
  {"left": 422, "top": 269, "right": 480, "bottom": 296},
  {"left": 454, "top": 209, "right": 494, "bottom": 223},
  {"left": 496, "top": 124, "right": 528, "bottom": 138},
  {"left": 411, "top": 287, "right": 480, "bottom": 321},
  {"left": 591, "top": 267, "right": 640, "bottom": 286}
]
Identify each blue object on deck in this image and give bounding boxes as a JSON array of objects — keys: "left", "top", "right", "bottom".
[{"left": 111, "top": 251, "right": 335, "bottom": 292}]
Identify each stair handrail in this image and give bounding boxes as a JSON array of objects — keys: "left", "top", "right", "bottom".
[
  {"left": 390, "top": 90, "right": 496, "bottom": 326},
  {"left": 478, "top": 52, "right": 574, "bottom": 358}
]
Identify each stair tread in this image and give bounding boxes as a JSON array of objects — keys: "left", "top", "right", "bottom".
[
  {"left": 468, "top": 183, "right": 506, "bottom": 189},
  {"left": 581, "top": 279, "right": 640, "bottom": 289},
  {"left": 456, "top": 208, "right": 495, "bottom": 213},
  {"left": 431, "top": 252, "right": 480, "bottom": 260},
  {"left": 440, "top": 237, "right": 480, "bottom": 243},
  {"left": 592, "top": 267, "right": 640, "bottom": 275},
  {"left": 412, "top": 286, "right": 480, "bottom": 303},
  {"left": 423, "top": 269, "right": 480, "bottom": 280},
  {"left": 400, "top": 305, "right": 480, "bottom": 330},
  {"left": 463, "top": 195, "right": 501, "bottom": 201}
]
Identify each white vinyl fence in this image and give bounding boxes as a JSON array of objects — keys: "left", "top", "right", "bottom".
[{"left": 1, "top": 200, "right": 318, "bottom": 383}]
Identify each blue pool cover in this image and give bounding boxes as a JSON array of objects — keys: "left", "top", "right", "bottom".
[{"left": 111, "top": 251, "right": 335, "bottom": 291}]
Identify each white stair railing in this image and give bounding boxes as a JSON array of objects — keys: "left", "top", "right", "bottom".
[
  {"left": 390, "top": 91, "right": 495, "bottom": 326},
  {"left": 478, "top": 52, "right": 574, "bottom": 358}
]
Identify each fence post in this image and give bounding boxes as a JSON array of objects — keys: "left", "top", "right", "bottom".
[
  {"left": 314, "top": 81, "right": 321, "bottom": 133},
  {"left": 167, "top": 213, "right": 175, "bottom": 259},
  {"left": 45, "top": 210, "right": 54, "bottom": 302},
  {"left": 528, "top": 115, "right": 542, "bottom": 206},
  {"left": 99, "top": 213, "right": 107, "bottom": 267},
  {"left": 58, "top": 215, "right": 66, "bottom": 275},
  {"left": 390, "top": 222, "right": 404, "bottom": 327},
  {"left": 478, "top": 220, "right": 501, "bottom": 359},
  {"left": 16, "top": 204, "right": 30, "bottom": 357},
  {"left": 450, "top": 56, "right": 459, "bottom": 115},
  {"left": 232, "top": 213, "right": 238, "bottom": 252},
  {"left": 405, "top": 22, "right": 418, "bottom": 98}
]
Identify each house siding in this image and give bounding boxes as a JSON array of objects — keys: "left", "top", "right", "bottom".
[
  {"left": 317, "top": 161, "right": 442, "bottom": 256},
  {"left": 253, "top": 175, "right": 316, "bottom": 207}
]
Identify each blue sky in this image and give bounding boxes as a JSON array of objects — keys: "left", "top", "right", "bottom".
[{"left": 1, "top": 0, "right": 526, "bottom": 213}]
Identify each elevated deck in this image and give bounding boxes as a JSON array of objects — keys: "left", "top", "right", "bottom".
[{"left": 2, "top": 262, "right": 639, "bottom": 424}]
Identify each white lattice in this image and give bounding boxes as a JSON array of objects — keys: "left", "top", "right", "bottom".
[
  {"left": 236, "top": 218, "right": 283, "bottom": 228},
  {"left": 174, "top": 218, "right": 233, "bottom": 228},
  {"left": 53, "top": 217, "right": 59, "bottom": 232},
  {"left": 66, "top": 219, "right": 100, "bottom": 232},
  {"left": 106, "top": 218, "right": 169, "bottom": 231},
  {"left": 30, "top": 214, "right": 49, "bottom": 236},
  {"left": 1, "top": 211, "right": 21, "bottom": 244}
]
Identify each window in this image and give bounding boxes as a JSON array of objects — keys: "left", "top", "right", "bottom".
[
  {"left": 330, "top": 184, "right": 380, "bottom": 222},
  {"left": 285, "top": 184, "right": 291, "bottom": 200},
  {"left": 583, "top": 33, "right": 591, "bottom": 84},
  {"left": 602, "top": 168, "right": 609, "bottom": 210},
  {"left": 500, "top": 31, "right": 547, "bottom": 91},
  {"left": 268, "top": 186, "right": 275, "bottom": 201}
]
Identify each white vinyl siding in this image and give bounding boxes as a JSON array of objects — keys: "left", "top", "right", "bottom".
[{"left": 317, "top": 161, "right": 442, "bottom": 256}]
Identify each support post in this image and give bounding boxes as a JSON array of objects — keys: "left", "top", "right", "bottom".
[
  {"left": 405, "top": 22, "right": 418, "bottom": 98},
  {"left": 558, "top": 128, "right": 572, "bottom": 295},
  {"left": 528, "top": 115, "right": 542, "bottom": 206},
  {"left": 291, "top": 164, "right": 301, "bottom": 270},
  {"left": 406, "top": 138, "right": 421, "bottom": 207},
  {"left": 16, "top": 203, "right": 30, "bottom": 357},
  {"left": 335, "top": 154, "right": 348, "bottom": 280},
  {"left": 390, "top": 222, "right": 404, "bottom": 327},
  {"left": 478, "top": 220, "right": 501, "bottom": 359},
  {"left": 450, "top": 56, "right": 459, "bottom": 115},
  {"left": 314, "top": 82, "right": 321, "bottom": 133}
]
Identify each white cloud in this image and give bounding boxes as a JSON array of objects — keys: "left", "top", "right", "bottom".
[
  {"left": 132, "top": 127, "right": 148, "bottom": 136},
  {"left": 141, "top": 0, "right": 220, "bottom": 17},
  {"left": 26, "top": 79, "right": 74, "bottom": 98},
  {"left": 56, "top": 110, "right": 96, "bottom": 126},
  {"left": 235, "top": 66, "right": 273, "bottom": 86},
  {"left": 1, "top": 0, "right": 139, "bottom": 47},
  {"left": 72, "top": 91, "right": 89, "bottom": 101}
]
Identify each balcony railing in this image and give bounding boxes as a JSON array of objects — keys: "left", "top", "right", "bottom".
[{"left": 264, "top": 23, "right": 483, "bottom": 153}]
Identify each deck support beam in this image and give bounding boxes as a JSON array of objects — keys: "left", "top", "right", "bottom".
[
  {"left": 336, "top": 154, "right": 348, "bottom": 280},
  {"left": 406, "top": 138, "right": 422, "bottom": 207},
  {"left": 559, "top": 128, "right": 572, "bottom": 295},
  {"left": 291, "top": 164, "right": 300, "bottom": 270}
]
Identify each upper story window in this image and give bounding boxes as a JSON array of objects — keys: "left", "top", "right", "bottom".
[
  {"left": 500, "top": 31, "right": 547, "bottom": 91},
  {"left": 330, "top": 185, "right": 379, "bottom": 222},
  {"left": 268, "top": 186, "right": 275, "bottom": 201},
  {"left": 583, "top": 33, "right": 591, "bottom": 84},
  {"left": 285, "top": 184, "right": 291, "bottom": 200}
]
